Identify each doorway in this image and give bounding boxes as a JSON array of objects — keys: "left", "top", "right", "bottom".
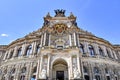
[
  {"left": 56, "top": 71, "right": 64, "bottom": 80},
  {"left": 84, "top": 75, "right": 89, "bottom": 80},
  {"left": 52, "top": 59, "right": 68, "bottom": 80}
]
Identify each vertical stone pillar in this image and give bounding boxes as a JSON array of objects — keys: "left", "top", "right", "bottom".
[
  {"left": 15, "top": 64, "right": 21, "bottom": 80},
  {"left": 40, "top": 56, "right": 43, "bottom": 72},
  {"left": 102, "top": 46, "right": 107, "bottom": 57},
  {"left": 27, "top": 62, "right": 33, "bottom": 80},
  {"left": 21, "top": 44, "right": 27, "bottom": 56},
  {"left": 31, "top": 42, "right": 35, "bottom": 55},
  {"left": 88, "top": 63, "right": 93, "bottom": 80},
  {"left": 43, "top": 33, "right": 46, "bottom": 46},
  {"left": 109, "top": 48, "right": 113, "bottom": 58},
  {"left": 25, "top": 63, "right": 30, "bottom": 80},
  {"left": 33, "top": 41, "right": 37, "bottom": 55},
  {"left": 3, "top": 51, "right": 8, "bottom": 60},
  {"left": 73, "top": 32, "right": 76, "bottom": 46},
  {"left": 91, "top": 63, "right": 95, "bottom": 80},
  {"left": 100, "top": 64, "right": 105, "bottom": 80},
  {"left": 81, "top": 61, "right": 84, "bottom": 79},
  {"left": 77, "top": 34, "right": 80, "bottom": 47},
  {"left": 13, "top": 47, "right": 17, "bottom": 57},
  {"left": 36, "top": 59, "right": 40, "bottom": 79},
  {"left": 84, "top": 42, "right": 89, "bottom": 56},
  {"left": 41, "top": 34, "right": 43, "bottom": 47},
  {"left": 69, "top": 56, "right": 73, "bottom": 79},
  {"left": 93, "top": 43, "right": 99, "bottom": 56},
  {"left": 47, "top": 54, "right": 51, "bottom": 78},
  {"left": 77, "top": 54, "right": 81, "bottom": 77},
  {"left": 69, "top": 34, "right": 72, "bottom": 46},
  {"left": 7, "top": 49, "right": 11, "bottom": 59},
  {"left": 48, "top": 34, "right": 51, "bottom": 47}
]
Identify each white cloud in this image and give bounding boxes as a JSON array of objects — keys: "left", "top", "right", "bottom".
[{"left": 1, "top": 34, "right": 8, "bottom": 37}]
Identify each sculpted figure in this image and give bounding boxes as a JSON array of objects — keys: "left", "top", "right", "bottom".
[
  {"left": 73, "top": 67, "right": 80, "bottom": 79},
  {"left": 39, "top": 69, "right": 47, "bottom": 79}
]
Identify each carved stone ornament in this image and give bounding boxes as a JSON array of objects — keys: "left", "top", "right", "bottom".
[
  {"left": 39, "top": 69, "right": 47, "bottom": 79},
  {"left": 73, "top": 67, "right": 81, "bottom": 79}
]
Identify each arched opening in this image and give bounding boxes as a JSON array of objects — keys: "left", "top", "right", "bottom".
[
  {"left": 52, "top": 59, "right": 68, "bottom": 80},
  {"left": 83, "top": 66, "right": 90, "bottom": 80}
]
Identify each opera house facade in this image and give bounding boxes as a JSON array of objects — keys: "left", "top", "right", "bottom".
[{"left": 0, "top": 10, "right": 120, "bottom": 80}]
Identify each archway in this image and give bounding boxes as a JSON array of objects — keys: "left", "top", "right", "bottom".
[{"left": 52, "top": 58, "right": 68, "bottom": 80}]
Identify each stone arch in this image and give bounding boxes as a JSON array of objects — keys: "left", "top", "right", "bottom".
[
  {"left": 51, "top": 58, "right": 68, "bottom": 80},
  {"left": 51, "top": 58, "right": 68, "bottom": 69}
]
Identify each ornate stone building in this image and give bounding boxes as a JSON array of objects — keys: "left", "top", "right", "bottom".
[{"left": 0, "top": 10, "right": 120, "bottom": 80}]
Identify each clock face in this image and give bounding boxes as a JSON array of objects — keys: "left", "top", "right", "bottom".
[{"left": 53, "top": 24, "right": 67, "bottom": 34}]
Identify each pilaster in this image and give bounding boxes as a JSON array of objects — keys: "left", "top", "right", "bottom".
[{"left": 69, "top": 34, "right": 72, "bottom": 46}]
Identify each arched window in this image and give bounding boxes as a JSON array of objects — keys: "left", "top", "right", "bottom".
[
  {"left": 99, "top": 47, "right": 104, "bottom": 57},
  {"left": 31, "top": 66, "right": 37, "bottom": 80},
  {"left": 106, "top": 49, "right": 112, "bottom": 58},
  {"left": 80, "top": 44, "right": 85, "bottom": 54},
  {"left": 9, "top": 68, "right": 15, "bottom": 80},
  {"left": 25, "top": 45, "right": 32, "bottom": 56},
  {"left": 17, "top": 47, "right": 22, "bottom": 57},
  {"left": 21, "top": 67, "right": 26, "bottom": 73},
  {"left": 88, "top": 45, "right": 95, "bottom": 56},
  {"left": 36, "top": 44, "right": 40, "bottom": 54},
  {"left": 94, "top": 67, "right": 99, "bottom": 74},
  {"left": 10, "top": 68, "right": 16, "bottom": 74},
  {"left": 20, "top": 67, "right": 26, "bottom": 80},
  {"left": 94, "top": 67, "right": 100, "bottom": 80},
  {"left": 83, "top": 66, "right": 90, "bottom": 80},
  {"left": 9, "top": 50, "right": 14, "bottom": 59}
]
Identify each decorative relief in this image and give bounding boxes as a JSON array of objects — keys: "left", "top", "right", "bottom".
[{"left": 53, "top": 23, "right": 67, "bottom": 34}]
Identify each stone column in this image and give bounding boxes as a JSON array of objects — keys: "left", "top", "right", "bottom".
[
  {"left": 21, "top": 44, "right": 27, "bottom": 56},
  {"left": 109, "top": 48, "right": 113, "bottom": 58},
  {"left": 102, "top": 46, "right": 107, "bottom": 57},
  {"left": 41, "top": 34, "right": 43, "bottom": 47},
  {"left": 93, "top": 43, "right": 99, "bottom": 57},
  {"left": 48, "top": 34, "right": 51, "bottom": 47},
  {"left": 33, "top": 41, "right": 37, "bottom": 55},
  {"left": 100, "top": 64, "right": 105, "bottom": 80},
  {"left": 69, "top": 34, "right": 72, "bottom": 46},
  {"left": 84, "top": 42, "right": 89, "bottom": 56},
  {"left": 43, "top": 33, "right": 46, "bottom": 46},
  {"left": 40, "top": 56, "right": 43, "bottom": 73},
  {"left": 15, "top": 64, "right": 21, "bottom": 79},
  {"left": 3, "top": 51, "right": 8, "bottom": 60},
  {"left": 73, "top": 33, "right": 77, "bottom": 46},
  {"left": 69, "top": 56, "right": 73, "bottom": 79},
  {"left": 13, "top": 46, "right": 17, "bottom": 57},
  {"left": 36, "top": 59, "right": 40, "bottom": 79},
  {"left": 77, "top": 34, "right": 80, "bottom": 47},
  {"left": 91, "top": 63, "right": 95, "bottom": 80},
  {"left": 77, "top": 54, "right": 81, "bottom": 77},
  {"left": 47, "top": 54, "right": 51, "bottom": 78},
  {"left": 88, "top": 63, "right": 93, "bottom": 80},
  {"left": 31, "top": 42, "right": 35, "bottom": 55},
  {"left": 25, "top": 63, "right": 31, "bottom": 80},
  {"left": 28, "top": 62, "right": 33, "bottom": 80},
  {"left": 7, "top": 49, "right": 11, "bottom": 59}
]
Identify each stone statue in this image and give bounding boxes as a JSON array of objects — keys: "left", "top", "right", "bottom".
[
  {"left": 39, "top": 69, "right": 47, "bottom": 79},
  {"left": 73, "top": 67, "right": 80, "bottom": 79}
]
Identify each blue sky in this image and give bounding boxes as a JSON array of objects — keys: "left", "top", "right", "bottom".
[{"left": 0, "top": 0, "right": 120, "bottom": 45}]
